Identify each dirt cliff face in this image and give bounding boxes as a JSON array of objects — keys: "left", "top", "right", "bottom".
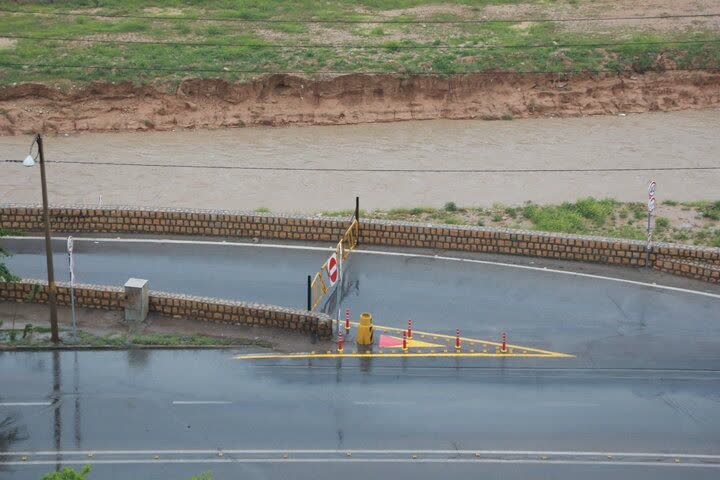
[{"left": 0, "top": 71, "right": 718, "bottom": 135}]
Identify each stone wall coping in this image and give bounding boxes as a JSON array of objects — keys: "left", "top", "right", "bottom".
[
  {"left": 3, "top": 279, "right": 332, "bottom": 323},
  {"left": 3, "top": 203, "right": 718, "bottom": 255},
  {"left": 13, "top": 278, "right": 124, "bottom": 293}
]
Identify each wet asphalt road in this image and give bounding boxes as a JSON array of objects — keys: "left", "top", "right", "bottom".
[
  {"left": 2, "top": 237, "right": 720, "bottom": 478},
  {"left": 1, "top": 350, "right": 720, "bottom": 479},
  {"left": 3, "top": 236, "right": 720, "bottom": 369}
]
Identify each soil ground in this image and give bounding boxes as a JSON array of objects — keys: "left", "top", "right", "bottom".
[
  {"left": 0, "top": 302, "right": 331, "bottom": 352},
  {"left": 0, "top": 0, "right": 719, "bottom": 134}
]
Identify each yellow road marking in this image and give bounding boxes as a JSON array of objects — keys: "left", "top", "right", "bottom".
[
  {"left": 360, "top": 321, "right": 567, "bottom": 357},
  {"left": 234, "top": 352, "right": 572, "bottom": 360},
  {"left": 381, "top": 336, "right": 444, "bottom": 349},
  {"left": 233, "top": 320, "right": 573, "bottom": 361}
]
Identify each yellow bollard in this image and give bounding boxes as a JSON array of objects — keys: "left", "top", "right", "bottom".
[{"left": 356, "top": 312, "right": 374, "bottom": 346}]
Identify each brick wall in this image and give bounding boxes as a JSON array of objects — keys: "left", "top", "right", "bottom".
[
  {"left": 1, "top": 204, "right": 718, "bottom": 284},
  {"left": 149, "top": 291, "right": 332, "bottom": 338},
  {"left": 0, "top": 279, "right": 333, "bottom": 339}
]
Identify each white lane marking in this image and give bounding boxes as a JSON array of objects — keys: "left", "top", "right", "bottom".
[
  {"left": 353, "top": 250, "right": 720, "bottom": 300},
  {"left": 0, "top": 402, "right": 52, "bottom": 407},
  {"left": 3, "top": 449, "right": 720, "bottom": 459},
  {"left": 10, "top": 236, "right": 332, "bottom": 253},
  {"left": 171, "top": 401, "right": 233, "bottom": 405},
  {"left": 9, "top": 236, "right": 720, "bottom": 300},
  {"left": 352, "top": 401, "right": 415, "bottom": 406},
  {"left": 3, "top": 459, "right": 719, "bottom": 468}
]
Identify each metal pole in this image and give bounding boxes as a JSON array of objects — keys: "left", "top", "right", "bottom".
[
  {"left": 645, "top": 210, "right": 652, "bottom": 269},
  {"left": 38, "top": 134, "right": 60, "bottom": 343},
  {"left": 307, "top": 275, "right": 312, "bottom": 311},
  {"left": 67, "top": 237, "right": 77, "bottom": 339},
  {"left": 355, "top": 196, "right": 360, "bottom": 247}
]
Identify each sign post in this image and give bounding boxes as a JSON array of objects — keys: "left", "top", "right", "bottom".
[
  {"left": 646, "top": 180, "right": 657, "bottom": 268},
  {"left": 67, "top": 236, "right": 77, "bottom": 339}
]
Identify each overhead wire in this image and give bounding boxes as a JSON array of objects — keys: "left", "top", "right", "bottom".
[{"left": 2, "top": 159, "right": 719, "bottom": 173}]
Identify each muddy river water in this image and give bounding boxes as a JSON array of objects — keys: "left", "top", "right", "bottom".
[{"left": 1, "top": 110, "right": 718, "bottom": 212}]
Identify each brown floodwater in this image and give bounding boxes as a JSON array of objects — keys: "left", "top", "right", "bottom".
[{"left": 1, "top": 110, "right": 718, "bottom": 212}]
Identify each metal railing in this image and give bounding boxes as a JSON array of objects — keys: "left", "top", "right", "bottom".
[{"left": 309, "top": 218, "right": 358, "bottom": 311}]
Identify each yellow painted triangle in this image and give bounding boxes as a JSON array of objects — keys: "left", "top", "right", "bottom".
[{"left": 383, "top": 335, "right": 444, "bottom": 348}]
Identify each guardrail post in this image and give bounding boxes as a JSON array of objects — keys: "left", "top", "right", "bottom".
[
  {"left": 307, "top": 275, "right": 312, "bottom": 311},
  {"left": 355, "top": 196, "right": 360, "bottom": 247}
]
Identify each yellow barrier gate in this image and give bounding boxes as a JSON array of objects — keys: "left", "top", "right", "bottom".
[{"left": 309, "top": 217, "right": 359, "bottom": 311}]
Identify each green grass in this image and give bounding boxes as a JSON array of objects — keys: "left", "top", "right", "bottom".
[{"left": 0, "top": 1, "right": 717, "bottom": 84}]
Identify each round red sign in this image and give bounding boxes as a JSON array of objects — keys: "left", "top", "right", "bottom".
[{"left": 326, "top": 254, "right": 338, "bottom": 284}]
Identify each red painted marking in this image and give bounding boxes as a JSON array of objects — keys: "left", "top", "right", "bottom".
[{"left": 379, "top": 335, "right": 403, "bottom": 348}]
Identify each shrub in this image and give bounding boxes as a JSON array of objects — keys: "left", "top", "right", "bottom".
[
  {"left": 443, "top": 201, "right": 458, "bottom": 212},
  {"left": 42, "top": 466, "right": 91, "bottom": 480},
  {"left": 655, "top": 217, "right": 670, "bottom": 230},
  {"left": 700, "top": 201, "right": 720, "bottom": 220}
]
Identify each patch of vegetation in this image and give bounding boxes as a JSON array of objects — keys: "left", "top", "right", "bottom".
[
  {"left": 1, "top": 329, "right": 272, "bottom": 348},
  {"left": 443, "top": 201, "right": 458, "bottom": 212},
  {"left": 654, "top": 216, "right": 670, "bottom": 230},
  {"left": 0, "top": 228, "right": 21, "bottom": 282},
  {"left": 699, "top": 201, "right": 720, "bottom": 221},
  {"left": 254, "top": 207, "right": 270, "bottom": 213},
  {"left": 0, "top": 1, "right": 716, "bottom": 84},
  {"left": 42, "top": 465, "right": 91, "bottom": 480},
  {"left": 328, "top": 198, "right": 720, "bottom": 247}
]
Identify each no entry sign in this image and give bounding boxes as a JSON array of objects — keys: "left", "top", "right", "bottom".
[{"left": 326, "top": 253, "right": 339, "bottom": 285}]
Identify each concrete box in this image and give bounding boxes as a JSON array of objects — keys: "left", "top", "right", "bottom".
[{"left": 124, "top": 278, "right": 149, "bottom": 322}]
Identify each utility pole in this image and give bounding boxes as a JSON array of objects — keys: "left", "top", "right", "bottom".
[{"left": 37, "top": 134, "right": 60, "bottom": 343}]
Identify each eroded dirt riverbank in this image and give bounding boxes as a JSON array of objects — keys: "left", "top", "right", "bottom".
[{"left": 1, "top": 71, "right": 719, "bottom": 135}]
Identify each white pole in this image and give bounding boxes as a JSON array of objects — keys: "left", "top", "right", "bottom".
[{"left": 67, "top": 236, "right": 77, "bottom": 339}]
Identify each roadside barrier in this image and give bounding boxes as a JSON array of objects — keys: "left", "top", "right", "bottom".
[
  {"left": 308, "top": 201, "right": 360, "bottom": 311},
  {"left": 455, "top": 329, "right": 461, "bottom": 351},
  {"left": 402, "top": 331, "right": 408, "bottom": 352},
  {"left": 407, "top": 319, "right": 413, "bottom": 339},
  {"left": 501, "top": 332, "right": 508, "bottom": 353},
  {"left": 345, "top": 308, "right": 351, "bottom": 332},
  {"left": 337, "top": 329, "right": 344, "bottom": 353}
]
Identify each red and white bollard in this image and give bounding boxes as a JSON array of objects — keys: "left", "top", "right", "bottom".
[
  {"left": 345, "top": 308, "right": 351, "bottom": 332},
  {"left": 500, "top": 332, "right": 508, "bottom": 353},
  {"left": 402, "top": 331, "right": 408, "bottom": 352},
  {"left": 337, "top": 330, "right": 344, "bottom": 353},
  {"left": 455, "top": 329, "right": 461, "bottom": 351},
  {"left": 407, "top": 319, "right": 413, "bottom": 339}
]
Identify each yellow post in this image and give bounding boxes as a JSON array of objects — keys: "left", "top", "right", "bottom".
[{"left": 356, "top": 312, "right": 374, "bottom": 346}]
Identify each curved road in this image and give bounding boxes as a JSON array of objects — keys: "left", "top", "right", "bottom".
[{"left": 2, "top": 236, "right": 720, "bottom": 479}]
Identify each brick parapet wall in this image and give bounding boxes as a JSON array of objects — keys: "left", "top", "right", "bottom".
[
  {"left": 0, "top": 280, "right": 333, "bottom": 339},
  {"left": 148, "top": 291, "right": 332, "bottom": 337},
  {"left": 0, "top": 279, "right": 125, "bottom": 309},
  {"left": 2, "top": 204, "right": 719, "bottom": 284}
]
